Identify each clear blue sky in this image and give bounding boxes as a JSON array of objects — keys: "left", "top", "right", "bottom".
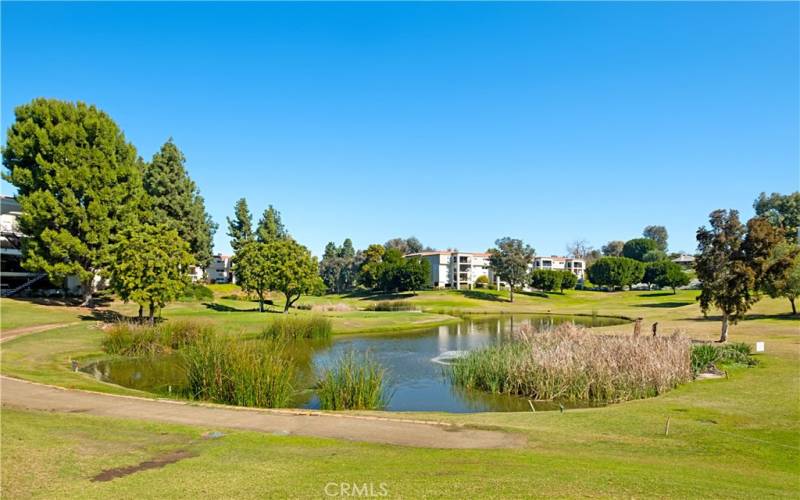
[{"left": 2, "top": 2, "right": 798, "bottom": 257}]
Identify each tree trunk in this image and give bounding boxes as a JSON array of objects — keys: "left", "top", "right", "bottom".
[
  {"left": 718, "top": 313, "right": 729, "bottom": 343},
  {"left": 138, "top": 305, "right": 143, "bottom": 322},
  {"left": 284, "top": 292, "right": 299, "bottom": 313},
  {"left": 790, "top": 297, "right": 797, "bottom": 315},
  {"left": 672, "top": 286, "right": 676, "bottom": 295},
  {"left": 259, "top": 294, "right": 264, "bottom": 313},
  {"left": 509, "top": 283, "right": 514, "bottom": 303},
  {"left": 148, "top": 303, "right": 155, "bottom": 325},
  {"left": 80, "top": 277, "right": 95, "bottom": 307}
]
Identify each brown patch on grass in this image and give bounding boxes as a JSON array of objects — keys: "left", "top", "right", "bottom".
[{"left": 91, "top": 449, "right": 196, "bottom": 482}]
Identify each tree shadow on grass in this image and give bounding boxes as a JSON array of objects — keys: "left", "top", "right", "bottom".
[
  {"left": 687, "top": 313, "right": 799, "bottom": 322},
  {"left": 341, "top": 290, "right": 416, "bottom": 302},
  {"left": 517, "top": 290, "right": 550, "bottom": 299},
  {"left": 633, "top": 302, "right": 694, "bottom": 308},
  {"left": 202, "top": 302, "right": 260, "bottom": 313},
  {"left": 640, "top": 292, "right": 675, "bottom": 297},
  {"left": 458, "top": 290, "right": 510, "bottom": 302}
]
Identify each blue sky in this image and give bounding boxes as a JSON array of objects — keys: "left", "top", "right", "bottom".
[{"left": 2, "top": 2, "right": 798, "bottom": 257}]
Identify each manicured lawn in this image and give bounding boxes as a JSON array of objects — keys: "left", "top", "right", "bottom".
[
  {"left": 0, "top": 298, "right": 87, "bottom": 331},
  {"left": 1, "top": 290, "right": 798, "bottom": 497}
]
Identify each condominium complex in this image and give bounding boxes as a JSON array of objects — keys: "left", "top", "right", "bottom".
[
  {"left": 406, "top": 250, "right": 586, "bottom": 290},
  {"left": 532, "top": 256, "right": 586, "bottom": 280},
  {"left": 405, "top": 251, "right": 496, "bottom": 289}
]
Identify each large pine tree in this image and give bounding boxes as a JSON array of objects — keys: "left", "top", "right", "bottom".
[
  {"left": 144, "top": 139, "right": 216, "bottom": 268},
  {"left": 2, "top": 98, "right": 144, "bottom": 304},
  {"left": 227, "top": 198, "right": 254, "bottom": 253},
  {"left": 257, "top": 205, "right": 287, "bottom": 242}
]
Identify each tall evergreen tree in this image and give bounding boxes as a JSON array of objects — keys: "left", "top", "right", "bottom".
[
  {"left": 144, "top": 139, "right": 216, "bottom": 268},
  {"left": 257, "top": 205, "right": 287, "bottom": 242},
  {"left": 227, "top": 198, "right": 254, "bottom": 253},
  {"left": 2, "top": 98, "right": 144, "bottom": 304}
]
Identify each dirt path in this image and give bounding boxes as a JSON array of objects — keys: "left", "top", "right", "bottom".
[
  {"left": 0, "top": 376, "right": 526, "bottom": 449},
  {"left": 0, "top": 322, "right": 81, "bottom": 342}
]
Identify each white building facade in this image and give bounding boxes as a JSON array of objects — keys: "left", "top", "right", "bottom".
[
  {"left": 206, "top": 254, "right": 234, "bottom": 284},
  {"left": 405, "top": 251, "right": 497, "bottom": 289},
  {"left": 532, "top": 256, "right": 586, "bottom": 280}
]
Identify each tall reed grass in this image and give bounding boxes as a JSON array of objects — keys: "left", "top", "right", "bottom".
[
  {"left": 317, "top": 351, "right": 388, "bottom": 410},
  {"left": 450, "top": 323, "right": 692, "bottom": 403},
  {"left": 261, "top": 315, "right": 332, "bottom": 340},
  {"left": 364, "top": 300, "right": 418, "bottom": 312},
  {"left": 102, "top": 320, "right": 214, "bottom": 357},
  {"left": 182, "top": 335, "right": 294, "bottom": 408}
]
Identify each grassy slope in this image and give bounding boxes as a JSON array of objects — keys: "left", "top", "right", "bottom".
[{"left": 1, "top": 290, "right": 798, "bottom": 497}]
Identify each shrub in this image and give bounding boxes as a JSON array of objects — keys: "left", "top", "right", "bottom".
[
  {"left": 183, "top": 335, "right": 294, "bottom": 408},
  {"left": 179, "top": 283, "right": 214, "bottom": 301},
  {"left": 363, "top": 300, "right": 419, "bottom": 312},
  {"left": 102, "top": 320, "right": 214, "bottom": 357},
  {"left": 261, "top": 315, "right": 332, "bottom": 340},
  {"left": 587, "top": 257, "right": 645, "bottom": 290},
  {"left": 450, "top": 323, "right": 692, "bottom": 403},
  {"left": 474, "top": 275, "right": 490, "bottom": 288},
  {"left": 558, "top": 270, "right": 578, "bottom": 291},
  {"left": 317, "top": 351, "right": 388, "bottom": 410},
  {"left": 530, "top": 269, "right": 562, "bottom": 292},
  {"left": 691, "top": 342, "right": 757, "bottom": 375},
  {"left": 622, "top": 238, "right": 659, "bottom": 261}
]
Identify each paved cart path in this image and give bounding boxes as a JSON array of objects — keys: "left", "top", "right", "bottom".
[
  {"left": 0, "top": 376, "right": 526, "bottom": 449},
  {"left": 1, "top": 322, "right": 81, "bottom": 342}
]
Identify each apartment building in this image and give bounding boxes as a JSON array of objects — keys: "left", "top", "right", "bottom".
[
  {"left": 206, "top": 254, "right": 234, "bottom": 284},
  {"left": 405, "top": 251, "right": 497, "bottom": 289},
  {"left": 532, "top": 256, "right": 586, "bottom": 279}
]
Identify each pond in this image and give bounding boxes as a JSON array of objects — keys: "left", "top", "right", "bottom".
[{"left": 82, "top": 314, "right": 629, "bottom": 413}]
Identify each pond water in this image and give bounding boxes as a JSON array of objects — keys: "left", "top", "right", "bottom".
[{"left": 82, "top": 314, "right": 629, "bottom": 413}]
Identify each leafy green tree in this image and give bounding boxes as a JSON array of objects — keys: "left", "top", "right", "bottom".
[
  {"left": 587, "top": 257, "right": 645, "bottom": 290},
  {"left": 227, "top": 198, "right": 254, "bottom": 253},
  {"left": 264, "top": 238, "right": 322, "bottom": 312},
  {"left": 754, "top": 192, "right": 800, "bottom": 243},
  {"left": 257, "top": 205, "right": 287, "bottom": 242},
  {"left": 384, "top": 237, "right": 425, "bottom": 255},
  {"left": 695, "top": 211, "right": 790, "bottom": 342},
  {"left": 376, "top": 248, "right": 405, "bottom": 292},
  {"left": 489, "top": 237, "right": 535, "bottom": 302},
  {"left": 643, "top": 225, "right": 669, "bottom": 252},
  {"left": 601, "top": 240, "right": 625, "bottom": 257},
  {"left": 358, "top": 244, "right": 386, "bottom": 288},
  {"left": 530, "top": 269, "right": 562, "bottom": 292},
  {"left": 144, "top": 139, "right": 216, "bottom": 268},
  {"left": 398, "top": 256, "right": 430, "bottom": 294},
  {"left": 642, "top": 249, "right": 668, "bottom": 262},
  {"left": 557, "top": 270, "right": 578, "bottom": 292},
  {"left": 109, "top": 224, "right": 193, "bottom": 323},
  {"left": 2, "top": 98, "right": 144, "bottom": 304},
  {"left": 763, "top": 244, "right": 800, "bottom": 315},
  {"left": 622, "top": 238, "right": 658, "bottom": 261},
  {"left": 644, "top": 260, "right": 689, "bottom": 294},
  {"left": 319, "top": 239, "right": 361, "bottom": 293},
  {"left": 232, "top": 241, "right": 271, "bottom": 312},
  {"left": 340, "top": 238, "right": 355, "bottom": 258}
]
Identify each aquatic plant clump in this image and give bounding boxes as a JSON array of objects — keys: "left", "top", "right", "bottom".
[
  {"left": 690, "top": 342, "right": 757, "bottom": 375},
  {"left": 102, "top": 320, "right": 215, "bottom": 357},
  {"left": 261, "top": 315, "right": 332, "bottom": 340},
  {"left": 182, "top": 335, "right": 294, "bottom": 408},
  {"left": 317, "top": 351, "right": 388, "bottom": 410},
  {"left": 364, "top": 300, "right": 419, "bottom": 312},
  {"left": 450, "top": 323, "right": 693, "bottom": 403}
]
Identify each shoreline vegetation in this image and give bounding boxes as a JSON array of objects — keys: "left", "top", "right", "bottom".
[{"left": 450, "top": 323, "right": 695, "bottom": 403}]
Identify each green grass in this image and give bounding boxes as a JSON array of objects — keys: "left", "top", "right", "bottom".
[
  {"left": 317, "top": 350, "right": 388, "bottom": 410},
  {"left": 183, "top": 335, "right": 294, "bottom": 408},
  {"left": 0, "top": 298, "right": 84, "bottom": 330},
  {"left": 260, "top": 315, "right": 332, "bottom": 340},
  {"left": 1, "top": 290, "right": 798, "bottom": 497}
]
